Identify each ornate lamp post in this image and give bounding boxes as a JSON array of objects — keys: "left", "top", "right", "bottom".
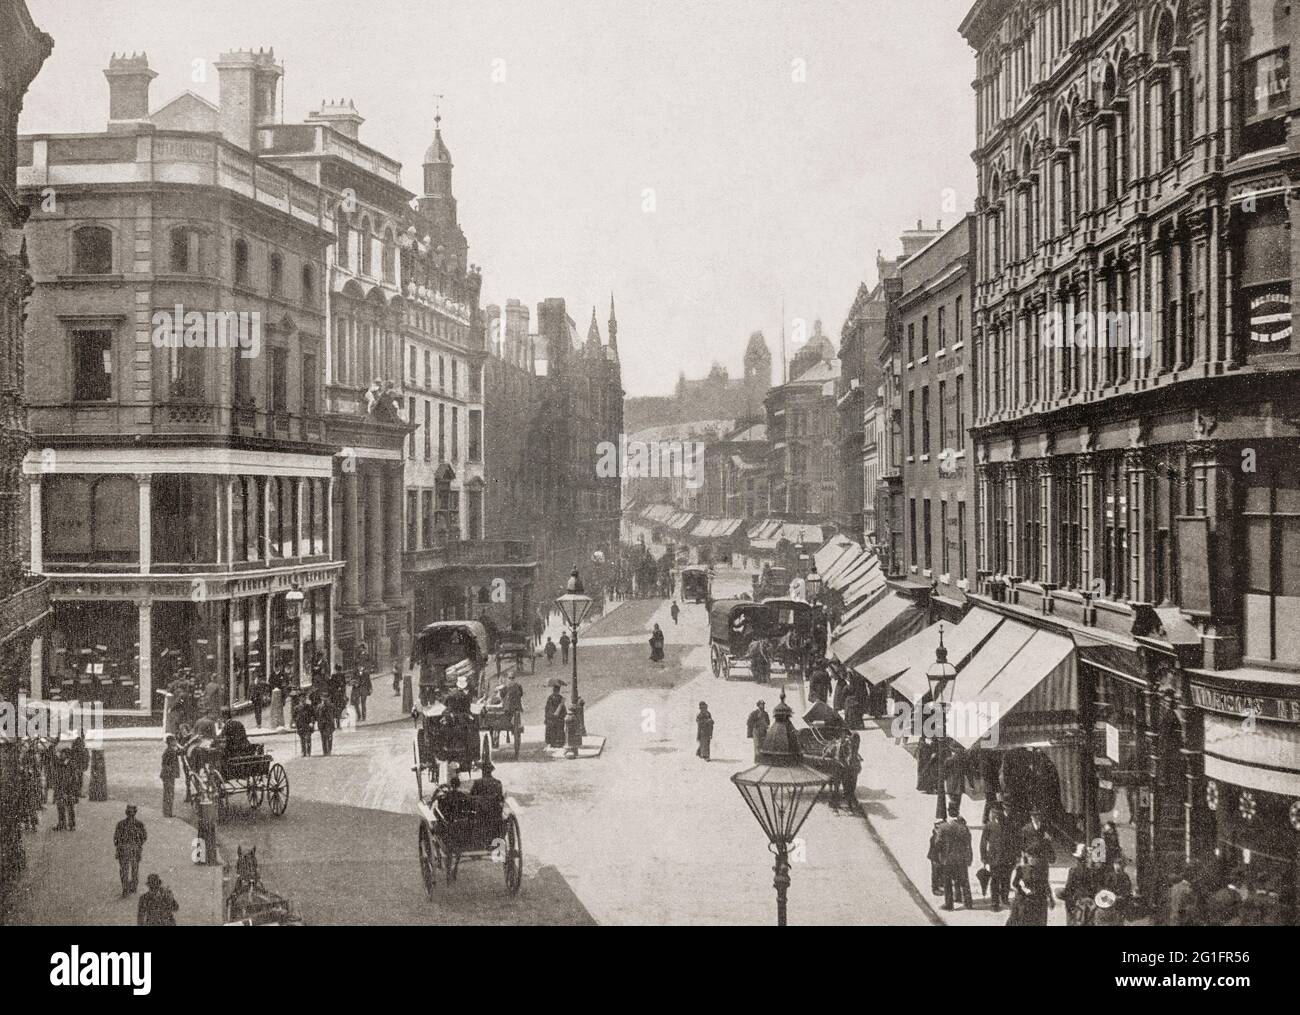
[
  {"left": 554, "top": 569, "right": 593, "bottom": 759},
  {"left": 731, "top": 691, "right": 829, "bottom": 925},
  {"left": 285, "top": 583, "right": 305, "bottom": 689},
  {"left": 926, "top": 624, "right": 958, "bottom": 819}
]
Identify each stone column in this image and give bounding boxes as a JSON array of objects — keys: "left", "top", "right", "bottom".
[
  {"left": 28, "top": 475, "right": 41, "bottom": 573},
  {"left": 342, "top": 469, "right": 360, "bottom": 608},
  {"left": 366, "top": 468, "right": 384, "bottom": 604},
  {"left": 137, "top": 600, "right": 152, "bottom": 715},
  {"left": 1038, "top": 459, "right": 1054, "bottom": 584},
  {"left": 296, "top": 477, "right": 306, "bottom": 560},
  {"left": 1078, "top": 453, "right": 1096, "bottom": 592},
  {"left": 384, "top": 465, "right": 404, "bottom": 601},
  {"left": 262, "top": 476, "right": 272, "bottom": 565},
  {"left": 137, "top": 474, "right": 152, "bottom": 575},
  {"left": 1125, "top": 449, "right": 1148, "bottom": 603}
]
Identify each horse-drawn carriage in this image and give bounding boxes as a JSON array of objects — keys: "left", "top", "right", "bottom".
[
  {"left": 763, "top": 597, "right": 819, "bottom": 679},
  {"left": 492, "top": 628, "right": 535, "bottom": 675},
  {"left": 224, "top": 846, "right": 302, "bottom": 925},
  {"left": 709, "top": 599, "right": 775, "bottom": 681},
  {"left": 179, "top": 725, "right": 288, "bottom": 820},
  {"left": 681, "top": 565, "right": 711, "bottom": 605},
  {"left": 411, "top": 707, "right": 523, "bottom": 898},
  {"left": 799, "top": 700, "right": 862, "bottom": 812},
  {"left": 412, "top": 620, "right": 489, "bottom": 705}
]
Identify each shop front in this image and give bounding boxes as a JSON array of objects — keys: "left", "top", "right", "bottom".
[{"left": 1192, "top": 671, "right": 1300, "bottom": 925}]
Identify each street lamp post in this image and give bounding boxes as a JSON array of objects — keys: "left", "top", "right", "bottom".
[
  {"left": 285, "top": 583, "right": 305, "bottom": 690},
  {"left": 926, "top": 624, "right": 958, "bottom": 819},
  {"left": 554, "top": 569, "right": 593, "bottom": 760},
  {"left": 731, "top": 691, "right": 829, "bottom": 926}
]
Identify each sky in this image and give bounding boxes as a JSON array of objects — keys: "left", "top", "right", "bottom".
[{"left": 21, "top": 0, "right": 978, "bottom": 397}]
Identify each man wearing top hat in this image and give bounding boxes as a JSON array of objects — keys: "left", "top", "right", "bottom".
[{"left": 113, "top": 804, "right": 148, "bottom": 897}]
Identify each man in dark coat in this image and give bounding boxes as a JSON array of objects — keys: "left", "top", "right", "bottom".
[
  {"left": 1020, "top": 808, "right": 1055, "bottom": 862},
  {"left": 746, "top": 700, "right": 771, "bottom": 761},
  {"left": 559, "top": 631, "right": 571, "bottom": 664},
  {"left": 927, "top": 820, "right": 945, "bottom": 897},
  {"left": 351, "top": 666, "right": 372, "bottom": 722},
  {"left": 500, "top": 672, "right": 525, "bottom": 746},
  {"left": 137, "top": 873, "right": 178, "bottom": 926},
  {"left": 980, "top": 806, "right": 1014, "bottom": 911},
  {"left": 316, "top": 695, "right": 336, "bottom": 755},
  {"left": 160, "top": 735, "right": 180, "bottom": 818},
  {"left": 52, "top": 748, "right": 79, "bottom": 831},
  {"left": 113, "top": 804, "right": 147, "bottom": 896},
  {"left": 938, "top": 814, "right": 973, "bottom": 911},
  {"left": 808, "top": 665, "right": 832, "bottom": 704},
  {"left": 292, "top": 694, "right": 315, "bottom": 756},
  {"left": 329, "top": 664, "right": 348, "bottom": 722},
  {"left": 544, "top": 638, "right": 557, "bottom": 665},
  {"left": 695, "top": 702, "right": 714, "bottom": 761},
  {"left": 1057, "top": 843, "right": 1097, "bottom": 925}
]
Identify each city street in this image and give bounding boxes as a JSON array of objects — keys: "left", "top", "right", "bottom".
[{"left": 80, "top": 593, "right": 932, "bottom": 925}]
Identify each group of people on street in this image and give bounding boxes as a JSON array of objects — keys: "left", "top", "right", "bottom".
[
  {"left": 111, "top": 804, "right": 179, "bottom": 924},
  {"left": 15, "top": 730, "right": 89, "bottom": 835},
  {"left": 542, "top": 631, "right": 570, "bottom": 666}
]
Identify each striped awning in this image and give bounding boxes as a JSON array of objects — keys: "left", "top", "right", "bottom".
[
  {"left": 829, "top": 593, "right": 927, "bottom": 668},
  {"left": 814, "top": 536, "right": 857, "bottom": 576},
  {"left": 951, "top": 627, "right": 1076, "bottom": 748},
  {"left": 889, "top": 607, "right": 1007, "bottom": 701}
]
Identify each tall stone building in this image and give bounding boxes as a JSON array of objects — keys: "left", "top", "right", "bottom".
[
  {"left": 961, "top": 0, "right": 1298, "bottom": 916},
  {"left": 0, "top": 0, "right": 52, "bottom": 919},
  {"left": 20, "top": 50, "right": 341, "bottom": 714},
  {"left": 765, "top": 337, "right": 839, "bottom": 519}
]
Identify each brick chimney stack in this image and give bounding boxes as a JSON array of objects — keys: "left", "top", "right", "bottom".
[
  {"left": 215, "top": 47, "right": 282, "bottom": 152},
  {"left": 306, "top": 98, "right": 364, "bottom": 140},
  {"left": 104, "top": 52, "right": 156, "bottom": 130}
]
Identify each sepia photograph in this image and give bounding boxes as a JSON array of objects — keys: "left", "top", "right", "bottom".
[{"left": 0, "top": 0, "right": 1296, "bottom": 972}]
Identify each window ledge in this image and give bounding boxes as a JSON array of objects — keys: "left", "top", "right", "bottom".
[
  {"left": 952, "top": 342, "right": 964, "bottom": 352},
  {"left": 935, "top": 349, "right": 946, "bottom": 359}
]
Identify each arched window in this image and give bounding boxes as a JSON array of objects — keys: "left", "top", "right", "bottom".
[
  {"left": 335, "top": 214, "right": 351, "bottom": 270},
  {"left": 1020, "top": 143, "right": 1037, "bottom": 255},
  {"left": 301, "top": 264, "right": 315, "bottom": 305},
  {"left": 73, "top": 226, "right": 113, "bottom": 274},
  {"left": 269, "top": 251, "right": 283, "bottom": 295},
  {"left": 382, "top": 228, "right": 396, "bottom": 282},
  {"left": 233, "top": 237, "right": 250, "bottom": 286},
  {"left": 359, "top": 217, "right": 373, "bottom": 277},
  {"left": 989, "top": 174, "right": 1003, "bottom": 273}
]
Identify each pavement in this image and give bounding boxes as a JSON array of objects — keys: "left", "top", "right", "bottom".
[{"left": 8, "top": 800, "right": 224, "bottom": 926}]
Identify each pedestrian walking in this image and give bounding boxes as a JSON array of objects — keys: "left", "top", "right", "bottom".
[
  {"left": 695, "top": 701, "right": 714, "bottom": 761},
  {"left": 808, "top": 665, "right": 831, "bottom": 704},
  {"left": 250, "top": 673, "right": 268, "bottom": 728},
  {"left": 980, "top": 806, "right": 1014, "bottom": 912},
  {"left": 352, "top": 666, "right": 372, "bottom": 722},
  {"left": 559, "top": 631, "right": 570, "bottom": 664},
  {"left": 1007, "top": 851, "right": 1054, "bottom": 926},
  {"left": 1019, "top": 808, "right": 1054, "bottom": 862},
  {"left": 670, "top": 602, "right": 680, "bottom": 625},
  {"left": 71, "top": 729, "right": 90, "bottom": 797},
  {"left": 137, "top": 873, "right": 178, "bottom": 926},
  {"left": 649, "top": 624, "right": 665, "bottom": 662},
  {"left": 544, "top": 637, "right": 557, "bottom": 666},
  {"left": 927, "top": 820, "right": 945, "bottom": 897},
  {"left": 745, "top": 700, "right": 770, "bottom": 760},
  {"left": 52, "top": 747, "right": 79, "bottom": 831},
  {"left": 317, "top": 696, "right": 336, "bottom": 755},
  {"left": 113, "top": 804, "right": 147, "bottom": 897},
  {"left": 544, "top": 681, "right": 567, "bottom": 748},
  {"left": 160, "top": 735, "right": 180, "bottom": 818},
  {"left": 293, "top": 694, "right": 315, "bottom": 757}
]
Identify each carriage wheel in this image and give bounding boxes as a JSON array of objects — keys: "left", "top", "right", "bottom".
[
  {"left": 721, "top": 656, "right": 730, "bottom": 681},
  {"left": 710, "top": 646, "right": 719, "bottom": 678},
  {"left": 503, "top": 813, "right": 523, "bottom": 895},
  {"left": 418, "top": 823, "right": 440, "bottom": 897},
  {"left": 490, "top": 730, "right": 501, "bottom": 749},
  {"left": 266, "top": 763, "right": 289, "bottom": 815},
  {"left": 246, "top": 776, "right": 264, "bottom": 809}
]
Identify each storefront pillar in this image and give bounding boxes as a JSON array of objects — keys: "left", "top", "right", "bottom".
[
  {"left": 29, "top": 636, "right": 42, "bottom": 699},
  {"left": 384, "top": 465, "right": 403, "bottom": 602},
  {"left": 27, "top": 475, "right": 41, "bottom": 573},
  {"left": 366, "top": 468, "right": 384, "bottom": 605},
  {"left": 342, "top": 469, "right": 360, "bottom": 608},
  {"left": 137, "top": 599, "right": 152, "bottom": 715},
  {"left": 296, "top": 477, "right": 306, "bottom": 560},
  {"left": 137, "top": 474, "right": 152, "bottom": 575}
]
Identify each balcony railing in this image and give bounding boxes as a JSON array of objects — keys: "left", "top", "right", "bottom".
[{"left": 403, "top": 538, "right": 537, "bottom": 572}]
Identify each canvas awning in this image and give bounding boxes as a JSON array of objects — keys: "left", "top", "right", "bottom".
[
  {"left": 823, "top": 549, "right": 867, "bottom": 585},
  {"left": 829, "top": 593, "right": 928, "bottom": 668},
  {"left": 840, "top": 564, "right": 885, "bottom": 610},
  {"left": 814, "top": 536, "right": 857, "bottom": 576},
  {"left": 950, "top": 626, "right": 1075, "bottom": 748},
  {"left": 854, "top": 621, "right": 944, "bottom": 688},
  {"left": 830, "top": 553, "right": 874, "bottom": 590},
  {"left": 882, "top": 606, "right": 1007, "bottom": 701}
]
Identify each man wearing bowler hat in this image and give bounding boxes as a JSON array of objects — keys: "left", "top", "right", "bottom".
[{"left": 113, "top": 804, "right": 148, "bottom": 897}]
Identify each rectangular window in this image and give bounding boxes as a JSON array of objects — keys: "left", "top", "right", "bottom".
[
  {"left": 409, "top": 346, "right": 417, "bottom": 385},
  {"left": 301, "top": 353, "right": 317, "bottom": 415},
  {"left": 910, "top": 498, "right": 918, "bottom": 566},
  {"left": 468, "top": 409, "right": 481, "bottom": 462},
  {"left": 424, "top": 401, "right": 432, "bottom": 461},
  {"left": 907, "top": 323, "right": 915, "bottom": 362},
  {"left": 958, "top": 500, "right": 967, "bottom": 579},
  {"left": 439, "top": 356, "right": 445, "bottom": 391},
  {"left": 438, "top": 403, "right": 446, "bottom": 461},
  {"left": 921, "top": 385, "right": 931, "bottom": 455},
  {"left": 921, "top": 315, "right": 930, "bottom": 357},
  {"left": 938, "top": 307, "right": 947, "bottom": 349},
  {"left": 451, "top": 406, "right": 459, "bottom": 460},
  {"left": 451, "top": 359, "right": 458, "bottom": 398},
  {"left": 408, "top": 397, "right": 416, "bottom": 458},
  {"left": 941, "top": 500, "right": 949, "bottom": 574},
  {"left": 955, "top": 296, "right": 964, "bottom": 343},
  {"left": 270, "top": 348, "right": 288, "bottom": 413},
  {"left": 907, "top": 391, "right": 916, "bottom": 455},
  {"left": 170, "top": 227, "right": 200, "bottom": 273},
  {"left": 955, "top": 374, "right": 965, "bottom": 443},
  {"left": 938, "top": 380, "right": 947, "bottom": 449},
  {"left": 72, "top": 329, "right": 113, "bottom": 401},
  {"left": 1242, "top": 458, "right": 1300, "bottom": 666},
  {"left": 421, "top": 489, "right": 434, "bottom": 548},
  {"left": 424, "top": 350, "right": 432, "bottom": 389},
  {"left": 406, "top": 490, "right": 419, "bottom": 550},
  {"left": 923, "top": 499, "right": 933, "bottom": 570}
]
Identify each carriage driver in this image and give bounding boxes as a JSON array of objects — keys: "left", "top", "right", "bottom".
[
  {"left": 469, "top": 758, "right": 505, "bottom": 809},
  {"left": 219, "top": 708, "right": 251, "bottom": 756}
]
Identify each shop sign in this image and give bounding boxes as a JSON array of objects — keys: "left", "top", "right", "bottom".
[{"left": 1191, "top": 685, "right": 1300, "bottom": 724}]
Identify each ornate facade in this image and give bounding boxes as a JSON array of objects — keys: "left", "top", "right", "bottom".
[{"left": 962, "top": 0, "right": 1298, "bottom": 918}]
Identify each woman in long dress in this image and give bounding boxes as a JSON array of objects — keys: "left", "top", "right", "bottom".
[
  {"left": 1007, "top": 851, "right": 1055, "bottom": 926},
  {"left": 544, "top": 687, "right": 567, "bottom": 747},
  {"left": 649, "top": 624, "right": 665, "bottom": 662}
]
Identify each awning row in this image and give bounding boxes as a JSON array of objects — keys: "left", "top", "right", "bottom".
[
  {"left": 746, "top": 519, "right": 825, "bottom": 546},
  {"left": 690, "top": 517, "right": 744, "bottom": 539},
  {"left": 640, "top": 503, "right": 697, "bottom": 531},
  {"left": 856, "top": 606, "right": 1077, "bottom": 749}
]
